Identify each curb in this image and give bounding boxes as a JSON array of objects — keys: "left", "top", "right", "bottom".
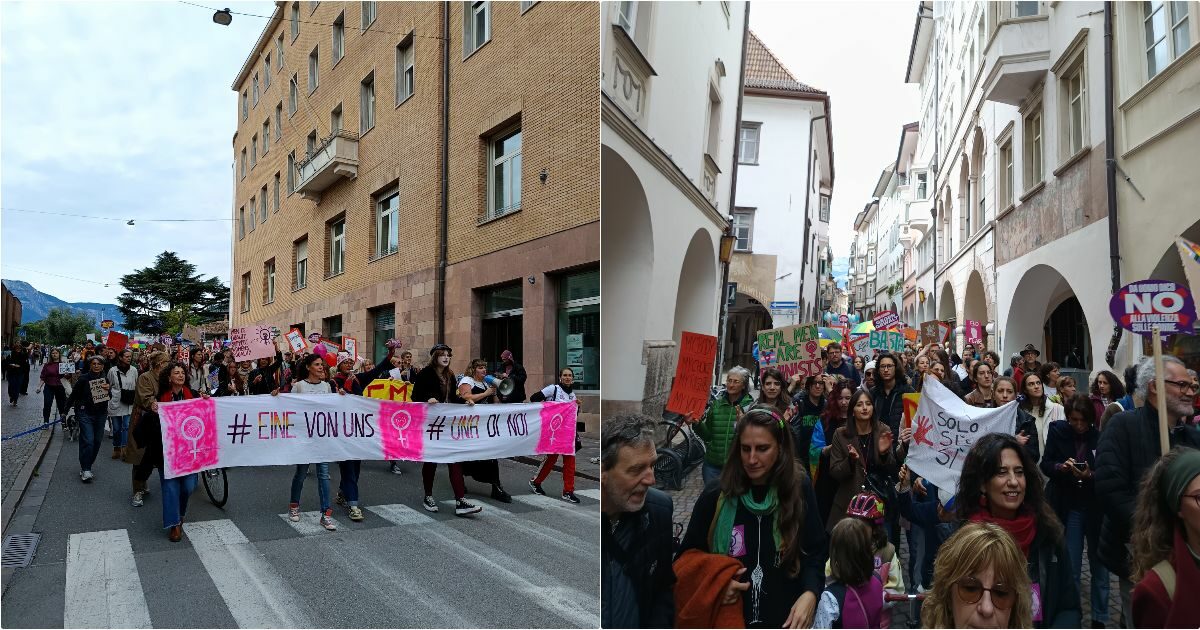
[
  {"left": 1, "top": 425, "right": 55, "bottom": 537},
  {"left": 511, "top": 455, "right": 600, "bottom": 482}
]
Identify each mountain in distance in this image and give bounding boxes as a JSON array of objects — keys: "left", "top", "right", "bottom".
[
  {"left": 1, "top": 279, "right": 124, "bottom": 327},
  {"left": 831, "top": 257, "right": 849, "bottom": 289}
]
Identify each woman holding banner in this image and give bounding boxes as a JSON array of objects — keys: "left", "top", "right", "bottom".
[
  {"left": 281, "top": 353, "right": 342, "bottom": 531},
  {"left": 955, "top": 433, "right": 1080, "bottom": 628},
  {"left": 413, "top": 344, "right": 482, "bottom": 516},
  {"left": 828, "top": 390, "right": 898, "bottom": 532},
  {"left": 139, "top": 362, "right": 209, "bottom": 542},
  {"left": 528, "top": 367, "right": 582, "bottom": 503},
  {"left": 459, "top": 358, "right": 513, "bottom": 504}
]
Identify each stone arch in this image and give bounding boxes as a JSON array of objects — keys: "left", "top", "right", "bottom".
[
  {"left": 671, "top": 228, "right": 718, "bottom": 343},
  {"left": 964, "top": 269, "right": 989, "bottom": 348},
  {"left": 1003, "top": 264, "right": 1093, "bottom": 372}
]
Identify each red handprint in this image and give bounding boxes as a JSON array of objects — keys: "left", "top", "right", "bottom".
[{"left": 913, "top": 415, "right": 935, "bottom": 447}]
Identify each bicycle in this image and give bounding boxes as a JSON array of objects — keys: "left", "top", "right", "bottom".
[
  {"left": 201, "top": 468, "right": 228, "bottom": 507},
  {"left": 653, "top": 410, "right": 707, "bottom": 492}
]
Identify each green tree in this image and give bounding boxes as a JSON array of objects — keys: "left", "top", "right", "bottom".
[
  {"left": 18, "top": 319, "right": 48, "bottom": 343},
  {"left": 37, "top": 308, "right": 99, "bottom": 345},
  {"left": 116, "top": 252, "right": 229, "bottom": 334}
]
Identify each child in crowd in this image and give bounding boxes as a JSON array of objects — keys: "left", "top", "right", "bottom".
[
  {"left": 814, "top": 518, "right": 884, "bottom": 629},
  {"left": 826, "top": 492, "right": 904, "bottom": 627}
]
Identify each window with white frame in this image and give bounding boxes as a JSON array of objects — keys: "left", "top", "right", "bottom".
[
  {"left": 260, "top": 186, "right": 268, "bottom": 223},
  {"left": 328, "top": 218, "right": 346, "bottom": 276},
  {"left": 1023, "top": 107, "right": 1043, "bottom": 190},
  {"left": 396, "top": 38, "right": 415, "bottom": 103},
  {"left": 275, "top": 103, "right": 283, "bottom": 140},
  {"left": 915, "top": 171, "right": 928, "bottom": 199},
  {"left": 615, "top": 1, "right": 637, "bottom": 33},
  {"left": 273, "top": 173, "right": 281, "bottom": 212},
  {"left": 732, "top": 210, "right": 754, "bottom": 251},
  {"left": 819, "top": 195, "right": 831, "bottom": 222},
  {"left": 238, "top": 206, "right": 246, "bottom": 240},
  {"left": 308, "top": 46, "right": 319, "bottom": 93},
  {"left": 241, "top": 273, "right": 251, "bottom": 313},
  {"left": 520, "top": 0, "right": 537, "bottom": 12},
  {"left": 307, "top": 130, "right": 318, "bottom": 160},
  {"left": 262, "top": 122, "right": 270, "bottom": 154},
  {"left": 487, "top": 126, "right": 522, "bottom": 220},
  {"left": 264, "top": 55, "right": 271, "bottom": 88},
  {"left": 287, "top": 151, "right": 296, "bottom": 193},
  {"left": 331, "top": 104, "right": 342, "bottom": 133},
  {"left": 240, "top": 148, "right": 247, "bottom": 179},
  {"left": 738, "top": 122, "right": 761, "bottom": 165},
  {"left": 375, "top": 189, "right": 399, "bottom": 257},
  {"left": 289, "top": 75, "right": 298, "bottom": 116},
  {"left": 1144, "top": 1, "right": 1190, "bottom": 79},
  {"left": 248, "top": 196, "right": 256, "bottom": 232},
  {"left": 241, "top": 91, "right": 248, "bottom": 121},
  {"left": 999, "top": 137, "right": 1014, "bottom": 209},
  {"left": 265, "top": 259, "right": 276, "bottom": 303},
  {"left": 276, "top": 34, "right": 284, "bottom": 67},
  {"left": 290, "top": 2, "right": 300, "bottom": 40},
  {"left": 1014, "top": 1, "right": 1039, "bottom": 18},
  {"left": 332, "top": 12, "right": 345, "bottom": 63},
  {"left": 294, "top": 237, "right": 308, "bottom": 289},
  {"left": 361, "top": 1, "right": 377, "bottom": 29},
  {"left": 464, "top": 1, "right": 490, "bottom": 56},
  {"left": 252, "top": 73, "right": 259, "bottom": 106},
  {"left": 360, "top": 72, "right": 376, "bottom": 133},
  {"left": 705, "top": 85, "right": 722, "bottom": 159},
  {"left": 1062, "top": 59, "right": 1087, "bottom": 157},
  {"left": 250, "top": 136, "right": 257, "bottom": 168}
]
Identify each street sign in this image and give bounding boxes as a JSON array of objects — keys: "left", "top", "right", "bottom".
[
  {"left": 100, "top": 319, "right": 115, "bottom": 329},
  {"left": 1109, "top": 279, "right": 1196, "bottom": 336},
  {"left": 726, "top": 282, "right": 738, "bottom": 308},
  {"left": 770, "top": 301, "right": 799, "bottom": 309}
]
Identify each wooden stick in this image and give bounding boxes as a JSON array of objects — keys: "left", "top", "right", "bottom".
[{"left": 1153, "top": 326, "right": 1169, "bottom": 455}]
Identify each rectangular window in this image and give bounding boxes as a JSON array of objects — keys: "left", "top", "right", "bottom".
[
  {"left": 241, "top": 91, "right": 248, "bottom": 121},
  {"left": 1015, "top": 1, "right": 1039, "bottom": 17},
  {"left": 915, "top": 171, "right": 928, "bottom": 199},
  {"left": 1023, "top": 108, "right": 1043, "bottom": 189},
  {"left": 307, "top": 130, "right": 318, "bottom": 160},
  {"left": 332, "top": 12, "right": 345, "bottom": 63},
  {"left": 250, "top": 135, "right": 257, "bottom": 168},
  {"left": 262, "top": 122, "right": 270, "bottom": 154},
  {"left": 705, "top": 87, "right": 721, "bottom": 158},
  {"left": 276, "top": 34, "right": 284, "bottom": 67},
  {"left": 819, "top": 195, "right": 831, "bottom": 222},
  {"left": 294, "top": 237, "right": 308, "bottom": 289},
  {"left": 308, "top": 46, "right": 319, "bottom": 93},
  {"left": 361, "top": 1, "right": 377, "bottom": 29},
  {"left": 615, "top": 1, "right": 637, "bottom": 34},
  {"left": 322, "top": 315, "right": 342, "bottom": 341},
  {"left": 275, "top": 103, "right": 283, "bottom": 140},
  {"left": 738, "top": 122, "right": 761, "bottom": 165},
  {"left": 520, "top": 0, "right": 538, "bottom": 12},
  {"left": 240, "top": 148, "right": 247, "bottom": 179},
  {"left": 248, "top": 196, "right": 256, "bottom": 232},
  {"left": 273, "top": 173, "right": 281, "bottom": 212},
  {"left": 732, "top": 210, "right": 753, "bottom": 251},
  {"left": 265, "top": 259, "right": 276, "bottom": 304},
  {"left": 287, "top": 151, "right": 296, "bottom": 193},
  {"left": 260, "top": 186, "right": 268, "bottom": 223},
  {"left": 1000, "top": 139, "right": 1014, "bottom": 208},
  {"left": 375, "top": 189, "right": 399, "bottom": 257},
  {"left": 328, "top": 218, "right": 346, "bottom": 276},
  {"left": 557, "top": 268, "right": 599, "bottom": 391},
  {"left": 241, "top": 273, "right": 251, "bottom": 313},
  {"left": 1144, "top": 1, "right": 1190, "bottom": 78},
  {"left": 331, "top": 104, "right": 342, "bottom": 133},
  {"left": 487, "top": 126, "right": 522, "bottom": 221},
  {"left": 360, "top": 72, "right": 376, "bottom": 133},
  {"left": 264, "top": 55, "right": 271, "bottom": 88},
  {"left": 290, "top": 1, "right": 300, "bottom": 40},
  {"left": 396, "top": 38, "right": 415, "bottom": 103},
  {"left": 252, "top": 73, "right": 260, "bottom": 106},
  {"left": 1064, "top": 62, "right": 1086, "bottom": 156},
  {"left": 238, "top": 206, "right": 246, "bottom": 239},
  {"left": 464, "top": 1, "right": 490, "bottom": 56},
  {"left": 289, "top": 75, "right": 298, "bottom": 116}
]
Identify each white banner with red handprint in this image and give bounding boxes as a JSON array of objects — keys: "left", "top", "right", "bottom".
[
  {"left": 904, "top": 376, "right": 1017, "bottom": 493},
  {"left": 156, "top": 394, "right": 577, "bottom": 479}
]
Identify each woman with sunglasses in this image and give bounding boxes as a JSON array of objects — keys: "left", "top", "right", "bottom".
[
  {"left": 678, "top": 405, "right": 828, "bottom": 629},
  {"left": 1130, "top": 446, "right": 1200, "bottom": 628},
  {"left": 955, "top": 433, "right": 1080, "bottom": 628},
  {"left": 922, "top": 521, "right": 1033, "bottom": 628}
]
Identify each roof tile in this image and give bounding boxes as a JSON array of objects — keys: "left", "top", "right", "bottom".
[{"left": 745, "top": 31, "right": 825, "bottom": 94}]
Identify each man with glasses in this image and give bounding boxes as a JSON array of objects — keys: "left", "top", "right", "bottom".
[
  {"left": 1096, "top": 355, "right": 1200, "bottom": 627},
  {"left": 601, "top": 414, "right": 675, "bottom": 629}
]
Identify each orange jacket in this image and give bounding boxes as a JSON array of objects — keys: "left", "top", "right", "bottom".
[{"left": 673, "top": 549, "right": 746, "bottom": 629}]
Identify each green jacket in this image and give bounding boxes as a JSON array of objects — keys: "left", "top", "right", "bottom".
[{"left": 695, "top": 391, "right": 754, "bottom": 467}]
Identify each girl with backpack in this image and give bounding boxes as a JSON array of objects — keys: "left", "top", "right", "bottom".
[
  {"left": 528, "top": 367, "right": 582, "bottom": 503},
  {"left": 838, "top": 493, "right": 904, "bottom": 627},
  {"left": 813, "top": 518, "right": 883, "bottom": 629}
]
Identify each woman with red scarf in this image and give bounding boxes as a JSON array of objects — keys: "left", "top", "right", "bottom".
[
  {"left": 955, "top": 433, "right": 1080, "bottom": 628},
  {"left": 135, "top": 362, "right": 208, "bottom": 542}
]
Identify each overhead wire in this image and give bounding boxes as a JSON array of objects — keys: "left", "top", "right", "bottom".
[
  {"left": 1, "top": 208, "right": 231, "bottom": 222},
  {"left": 2, "top": 264, "right": 115, "bottom": 286},
  {"left": 176, "top": 0, "right": 448, "bottom": 42}
]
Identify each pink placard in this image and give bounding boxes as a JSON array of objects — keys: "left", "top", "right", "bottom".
[
  {"left": 378, "top": 401, "right": 426, "bottom": 460},
  {"left": 160, "top": 398, "right": 220, "bottom": 476},
  {"left": 536, "top": 401, "right": 577, "bottom": 455},
  {"left": 964, "top": 320, "right": 983, "bottom": 344}
]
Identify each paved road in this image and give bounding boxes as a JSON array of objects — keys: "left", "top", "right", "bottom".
[{"left": 1, "top": 415, "right": 599, "bottom": 628}]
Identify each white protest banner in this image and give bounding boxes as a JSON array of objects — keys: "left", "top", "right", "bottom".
[
  {"left": 904, "top": 375, "right": 1017, "bottom": 494},
  {"left": 229, "top": 326, "right": 277, "bottom": 362},
  {"left": 285, "top": 328, "right": 307, "bottom": 353},
  {"left": 157, "top": 394, "right": 577, "bottom": 479}
]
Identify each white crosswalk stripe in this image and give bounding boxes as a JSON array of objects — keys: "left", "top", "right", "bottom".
[
  {"left": 512, "top": 493, "right": 598, "bottom": 522},
  {"left": 277, "top": 510, "right": 344, "bottom": 535},
  {"left": 575, "top": 488, "right": 602, "bottom": 500},
  {"left": 186, "top": 519, "right": 314, "bottom": 628},
  {"left": 439, "top": 499, "right": 512, "bottom": 515},
  {"left": 64, "top": 529, "right": 152, "bottom": 629},
  {"left": 366, "top": 502, "right": 438, "bottom": 525}
]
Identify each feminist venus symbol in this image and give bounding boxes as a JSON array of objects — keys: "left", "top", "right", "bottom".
[
  {"left": 180, "top": 415, "right": 205, "bottom": 460},
  {"left": 548, "top": 414, "right": 563, "bottom": 445},
  {"left": 390, "top": 410, "right": 412, "bottom": 449}
]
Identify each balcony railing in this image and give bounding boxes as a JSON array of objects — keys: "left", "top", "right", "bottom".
[{"left": 296, "top": 130, "right": 360, "bottom": 202}]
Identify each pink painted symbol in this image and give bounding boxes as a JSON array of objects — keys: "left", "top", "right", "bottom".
[
  {"left": 180, "top": 415, "right": 206, "bottom": 460},
  {"left": 379, "top": 401, "right": 424, "bottom": 460},
  {"left": 537, "top": 401, "right": 576, "bottom": 455},
  {"left": 159, "top": 398, "right": 219, "bottom": 477},
  {"left": 548, "top": 414, "right": 563, "bottom": 445},
  {"left": 389, "top": 409, "right": 412, "bottom": 450}
]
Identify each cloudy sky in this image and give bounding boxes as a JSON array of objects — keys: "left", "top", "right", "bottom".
[
  {"left": 1, "top": 1, "right": 274, "bottom": 304},
  {"left": 750, "top": 1, "right": 921, "bottom": 258}
]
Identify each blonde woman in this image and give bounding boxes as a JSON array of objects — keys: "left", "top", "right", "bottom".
[{"left": 922, "top": 522, "right": 1033, "bottom": 629}]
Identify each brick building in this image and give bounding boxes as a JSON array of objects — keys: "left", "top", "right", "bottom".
[
  {"left": 230, "top": 1, "right": 599, "bottom": 429},
  {"left": 2, "top": 282, "right": 21, "bottom": 346}
]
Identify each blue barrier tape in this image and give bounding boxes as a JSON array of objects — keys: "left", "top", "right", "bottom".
[{"left": 1, "top": 419, "right": 62, "bottom": 442}]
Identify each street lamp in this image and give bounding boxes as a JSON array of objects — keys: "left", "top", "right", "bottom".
[
  {"left": 719, "top": 231, "right": 736, "bottom": 264},
  {"left": 213, "top": 8, "right": 233, "bottom": 26}
]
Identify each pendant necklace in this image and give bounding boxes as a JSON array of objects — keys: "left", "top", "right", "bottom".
[{"left": 750, "top": 513, "right": 766, "bottom": 624}]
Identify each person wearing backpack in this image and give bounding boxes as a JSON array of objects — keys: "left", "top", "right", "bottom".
[
  {"left": 1130, "top": 447, "right": 1200, "bottom": 628},
  {"left": 528, "top": 367, "right": 583, "bottom": 503},
  {"left": 812, "top": 518, "right": 882, "bottom": 629},
  {"left": 106, "top": 349, "right": 138, "bottom": 460}
]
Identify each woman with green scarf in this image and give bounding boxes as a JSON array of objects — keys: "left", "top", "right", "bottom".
[{"left": 678, "top": 405, "right": 829, "bottom": 628}]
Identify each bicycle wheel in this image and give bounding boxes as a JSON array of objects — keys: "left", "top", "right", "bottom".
[{"left": 202, "top": 468, "right": 228, "bottom": 507}]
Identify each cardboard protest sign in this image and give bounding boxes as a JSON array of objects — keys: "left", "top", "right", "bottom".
[
  {"left": 873, "top": 310, "right": 900, "bottom": 331},
  {"left": 364, "top": 378, "right": 414, "bottom": 402},
  {"left": 1109, "top": 279, "right": 1196, "bottom": 336},
  {"left": 158, "top": 396, "right": 577, "bottom": 478},
  {"left": 756, "top": 323, "right": 822, "bottom": 381},
  {"left": 850, "top": 334, "right": 871, "bottom": 360},
  {"left": 964, "top": 320, "right": 983, "bottom": 345},
  {"left": 321, "top": 340, "right": 340, "bottom": 357},
  {"left": 90, "top": 379, "right": 111, "bottom": 404},
  {"left": 920, "top": 320, "right": 952, "bottom": 345},
  {"left": 182, "top": 323, "right": 203, "bottom": 343},
  {"left": 285, "top": 328, "right": 307, "bottom": 353},
  {"left": 902, "top": 393, "right": 921, "bottom": 430},
  {"left": 905, "top": 376, "right": 1017, "bottom": 493},
  {"left": 229, "top": 326, "right": 277, "bottom": 362},
  {"left": 104, "top": 331, "right": 128, "bottom": 350},
  {"left": 664, "top": 332, "right": 718, "bottom": 420},
  {"left": 850, "top": 330, "right": 904, "bottom": 361}
]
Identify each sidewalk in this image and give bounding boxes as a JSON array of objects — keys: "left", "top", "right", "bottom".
[{"left": 1, "top": 365, "right": 57, "bottom": 505}]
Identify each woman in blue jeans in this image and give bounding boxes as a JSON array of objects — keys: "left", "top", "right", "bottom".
[
  {"left": 141, "top": 363, "right": 206, "bottom": 542},
  {"left": 65, "top": 355, "right": 112, "bottom": 483},
  {"left": 275, "top": 353, "right": 343, "bottom": 531},
  {"left": 1040, "top": 394, "right": 1109, "bottom": 629}
]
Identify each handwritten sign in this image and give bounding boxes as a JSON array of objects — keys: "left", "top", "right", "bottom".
[
  {"left": 364, "top": 378, "right": 413, "bottom": 402},
  {"left": 229, "top": 326, "right": 277, "bottom": 362},
  {"left": 920, "top": 320, "right": 952, "bottom": 345},
  {"left": 964, "top": 320, "right": 983, "bottom": 345},
  {"left": 664, "top": 332, "right": 718, "bottom": 419},
  {"left": 157, "top": 396, "right": 577, "bottom": 478},
  {"left": 59, "top": 362, "right": 76, "bottom": 375},
  {"left": 89, "top": 379, "right": 111, "bottom": 404},
  {"left": 905, "top": 376, "right": 1017, "bottom": 493},
  {"left": 285, "top": 328, "right": 307, "bottom": 353},
  {"left": 873, "top": 310, "right": 900, "bottom": 331},
  {"left": 1109, "top": 279, "right": 1196, "bottom": 336},
  {"left": 105, "top": 331, "right": 128, "bottom": 351},
  {"left": 177, "top": 346, "right": 190, "bottom": 364},
  {"left": 342, "top": 336, "right": 358, "bottom": 360},
  {"left": 756, "top": 323, "right": 822, "bottom": 381},
  {"left": 850, "top": 330, "right": 904, "bottom": 361}
]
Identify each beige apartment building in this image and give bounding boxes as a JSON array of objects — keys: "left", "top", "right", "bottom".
[{"left": 230, "top": 1, "right": 599, "bottom": 426}]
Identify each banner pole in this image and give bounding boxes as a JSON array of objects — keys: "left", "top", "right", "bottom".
[{"left": 1152, "top": 325, "right": 1169, "bottom": 455}]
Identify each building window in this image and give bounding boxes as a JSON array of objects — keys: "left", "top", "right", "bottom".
[
  {"left": 308, "top": 46, "right": 319, "bottom": 93},
  {"left": 264, "top": 259, "right": 276, "bottom": 304},
  {"left": 276, "top": 34, "right": 284, "bottom": 68},
  {"left": 250, "top": 136, "right": 257, "bottom": 168},
  {"left": 738, "top": 122, "right": 761, "bottom": 165},
  {"left": 1144, "top": 1, "right": 1190, "bottom": 79},
  {"left": 915, "top": 171, "right": 928, "bottom": 199},
  {"left": 360, "top": 72, "right": 376, "bottom": 133},
  {"left": 332, "top": 12, "right": 345, "bottom": 63},
  {"left": 240, "top": 148, "right": 247, "bottom": 179},
  {"left": 241, "top": 91, "right": 248, "bottom": 121},
  {"left": 819, "top": 195, "right": 831, "bottom": 222},
  {"left": 287, "top": 151, "right": 296, "bottom": 193},
  {"left": 1015, "top": 1, "right": 1040, "bottom": 17},
  {"left": 487, "top": 126, "right": 522, "bottom": 221},
  {"left": 238, "top": 206, "right": 246, "bottom": 240},
  {"left": 241, "top": 272, "right": 251, "bottom": 313},
  {"left": 331, "top": 104, "right": 342, "bottom": 133},
  {"left": 1062, "top": 60, "right": 1087, "bottom": 157},
  {"left": 361, "top": 1, "right": 377, "bottom": 29},
  {"left": 520, "top": 0, "right": 538, "bottom": 12},
  {"left": 615, "top": 1, "right": 637, "bottom": 34},
  {"left": 464, "top": 1, "right": 491, "bottom": 57},
  {"left": 396, "top": 38, "right": 415, "bottom": 103},
  {"left": 252, "top": 73, "right": 259, "bottom": 106},
  {"left": 732, "top": 210, "right": 754, "bottom": 251},
  {"left": 307, "top": 130, "right": 318, "bottom": 160},
  {"left": 273, "top": 173, "right": 281, "bottom": 212},
  {"left": 248, "top": 196, "right": 256, "bottom": 232},
  {"left": 275, "top": 103, "right": 283, "bottom": 140},
  {"left": 290, "top": 1, "right": 300, "bottom": 40},
  {"left": 328, "top": 218, "right": 346, "bottom": 276},
  {"left": 289, "top": 75, "right": 298, "bottom": 116},
  {"left": 375, "top": 189, "right": 399, "bottom": 257},
  {"left": 294, "top": 237, "right": 308, "bottom": 289},
  {"left": 262, "top": 122, "right": 270, "bottom": 154},
  {"left": 558, "top": 268, "right": 599, "bottom": 391},
  {"left": 1023, "top": 107, "right": 1043, "bottom": 190},
  {"left": 369, "top": 304, "right": 395, "bottom": 362},
  {"left": 999, "top": 139, "right": 1014, "bottom": 209},
  {"left": 322, "top": 315, "right": 342, "bottom": 341},
  {"left": 264, "top": 55, "right": 271, "bottom": 88},
  {"left": 260, "top": 187, "right": 268, "bottom": 223},
  {"left": 705, "top": 84, "right": 722, "bottom": 159}
]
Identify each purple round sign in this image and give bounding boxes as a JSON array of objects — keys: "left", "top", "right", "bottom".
[{"left": 1109, "top": 279, "right": 1197, "bottom": 336}]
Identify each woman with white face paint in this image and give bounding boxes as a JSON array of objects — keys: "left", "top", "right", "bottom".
[{"left": 412, "top": 344, "right": 481, "bottom": 516}]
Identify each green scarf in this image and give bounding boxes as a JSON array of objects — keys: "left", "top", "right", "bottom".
[{"left": 710, "top": 486, "right": 784, "bottom": 557}]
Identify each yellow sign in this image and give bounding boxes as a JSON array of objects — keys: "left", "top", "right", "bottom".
[{"left": 363, "top": 379, "right": 413, "bottom": 402}]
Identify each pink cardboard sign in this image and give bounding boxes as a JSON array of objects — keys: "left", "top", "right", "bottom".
[
  {"left": 536, "top": 401, "right": 577, "bottom": 455},
  {"left": 378, "top": 401, "right": 426, "bottom": 460},
  {"left": 159, "top": 398, "right": 220, "bottom": 476}
]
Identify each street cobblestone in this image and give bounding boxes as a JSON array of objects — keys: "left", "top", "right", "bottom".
[{"left": 2, "top": 365, "right": 58, "bottom": 505}]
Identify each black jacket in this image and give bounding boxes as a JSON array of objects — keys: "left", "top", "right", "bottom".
[
  {"left": 412, "top": 364, "right": 463, "bottom": 404},
  {"left": 1039, "top": 420, "right": 1099, "bottom": 519},
  {"left": 1015, "top": 409, "right": 1041, "bottom": 464},
  {"left": 248, "top": 352, "right": 284, "bottom": 395},
  {"left": 871, "top": 380, "right": 915, "bottom": 435},
  {"left": 1027, "top": 527, "right": 1081, "bottom": 628},
  {"left": 602, "top": 488, "right": 676, "bottom": 629},
  {"left": 1095, "top": 404, "right": 1200, "bottom": 578},
  {"left": 499, "top": 362, "right": 528, "bottom": 403},
  {"left": 66, "top": 371, "right": 110, "bottom": 418}
]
